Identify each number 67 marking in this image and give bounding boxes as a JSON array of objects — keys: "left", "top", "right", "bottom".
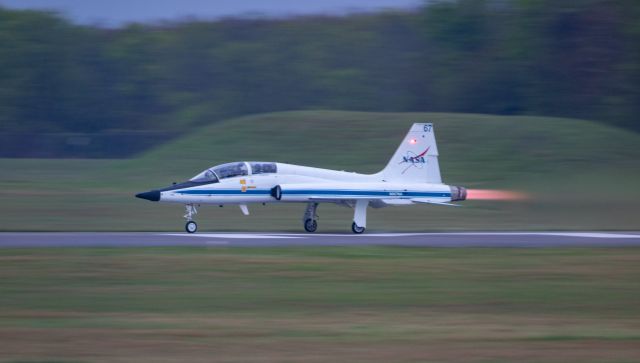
[{"left": 423, "top": 125, "right": 432, "bottom": 132}]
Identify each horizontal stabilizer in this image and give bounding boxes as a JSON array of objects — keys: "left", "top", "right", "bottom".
[
  {"left": 411, "top": 198, "right": 460, "bottom": 206},
  {"left": 306, "top": 195, "right": 373, "bottom": 201},
  {"left": 381, "top": 199, "right": 414, "bottom": 205}
]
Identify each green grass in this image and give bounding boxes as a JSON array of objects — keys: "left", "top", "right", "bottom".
[
  {"left": 0, "top": 246, "right": 639, "bottom": 362},
  {"left": 1, "top": 110, "right": 639, "bottom": 231}
]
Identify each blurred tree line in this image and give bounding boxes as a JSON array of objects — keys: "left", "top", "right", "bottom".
[{"left": 1, "top": 0, "right": 638, "bottom": 136}]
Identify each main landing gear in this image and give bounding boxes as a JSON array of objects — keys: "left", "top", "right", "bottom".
[
  {"left": 303, "top": 202, "right": 318, "bottom": 233},
  {"left": 184, "top": 204, "right": 198, "bottom": 233},
  {"left": 301, "top": 201, "right": 369, "bottom": 234},
  {"left": 351, "top": 200, "right": 368, "bottom": 234},
  {"left": 351, "top": 222, "right": 365, "bottom": 234}
]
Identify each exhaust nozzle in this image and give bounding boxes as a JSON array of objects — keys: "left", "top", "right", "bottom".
[{"left": 450, "top": 186, "right": 467, "bottom": 201}]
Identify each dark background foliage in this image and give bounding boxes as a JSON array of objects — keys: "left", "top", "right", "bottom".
[{"left": 0, "top": 0, "right": 638, "bottom": 156}]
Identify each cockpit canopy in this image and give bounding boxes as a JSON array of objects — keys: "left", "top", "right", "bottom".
[{"left": 190, "top": 162, "right": 277, "bottom": 183}]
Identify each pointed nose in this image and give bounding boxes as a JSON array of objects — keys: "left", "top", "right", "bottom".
[{"left": 135, "top": 190, "right": 160, "bottom": 202}]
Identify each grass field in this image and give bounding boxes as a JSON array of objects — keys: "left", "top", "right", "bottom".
[
  {"left": 0, "top": 246, "right": 639, "bottom": 362},
  {"left": 1, "top": 110, "right": 639, "bottom": 231}
]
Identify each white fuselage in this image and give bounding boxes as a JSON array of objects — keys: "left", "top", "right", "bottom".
[{"left": 159, "top": 162, "right": 453, "bottom": 206}]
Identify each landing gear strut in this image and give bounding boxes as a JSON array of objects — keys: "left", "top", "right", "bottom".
[
  {"left": 184, "top": 204, "right": 198, "bottom": 233},
  {"left": 303, "top": 202, "right": 319, "bottom": 232},
  {"left": 351, "top": 200, "right": 368, "bottom": 234}
]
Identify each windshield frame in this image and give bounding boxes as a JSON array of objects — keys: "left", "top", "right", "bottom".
[
  {"left": 189, "top": 168, "right": 220, "bottom": 183},
  {"left": 190, "top": 162, "right": 251, "bottom": 183}
]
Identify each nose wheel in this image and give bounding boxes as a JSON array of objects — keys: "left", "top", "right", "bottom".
[
  {"left": 185, "top": 220, "right": 198, "bottom": 233},
  {"left": 184, "top": 204, "right": 198, "bottom": 234}
]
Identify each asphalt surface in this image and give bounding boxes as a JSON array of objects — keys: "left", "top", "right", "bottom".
[{"left": 1, "top": 232, "right": 640, "bottom": 248}]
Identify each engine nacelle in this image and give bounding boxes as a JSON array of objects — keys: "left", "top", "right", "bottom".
[{"left": 450, "top": 186, "right": 467, "bottom": 201}]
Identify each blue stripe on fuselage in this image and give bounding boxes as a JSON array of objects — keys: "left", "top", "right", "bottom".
[
  {"left": 174, "top": 189, "right": 450, "bottom": 198},
  {"left": 284, "top": 190, "right": 450, "bottom": 197},
  {"left": 176, "top": 189, "right": 270, "bottom": 195}
]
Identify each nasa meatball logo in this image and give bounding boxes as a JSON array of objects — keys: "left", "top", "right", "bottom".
[{"left": 399, "top": 146, "right": 430, "bottom": 173}]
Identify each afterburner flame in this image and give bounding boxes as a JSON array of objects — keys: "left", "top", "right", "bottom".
[{"left": 466, "top": 189, "right": 529, "bottom": 201}]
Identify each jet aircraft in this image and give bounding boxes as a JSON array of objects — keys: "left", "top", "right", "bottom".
[{"left": 136, "top": 123, "right": 467, "bottom": 233}]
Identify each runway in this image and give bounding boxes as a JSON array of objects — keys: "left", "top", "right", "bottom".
[{"left": 1, "top": 231, "right": 640, "bottom": 248}]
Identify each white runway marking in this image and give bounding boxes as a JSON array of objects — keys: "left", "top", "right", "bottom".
[
  {"left": 162, "top": 232, "right": 640, "bottom": 239},
  {"left": 361, "top": 232, "right": 640, "bottom": 239},
  {"left": 540, "top": 232, "right": 640, "bottom": 239},
  {"left": 440, "top": 232, "right": 640, "bottom": 239}
]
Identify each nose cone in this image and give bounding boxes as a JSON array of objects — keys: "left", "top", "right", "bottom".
[{"left": 135, "top": 190, "right": 160, "bottom": 202}]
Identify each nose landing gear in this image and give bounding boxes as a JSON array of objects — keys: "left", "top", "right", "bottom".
[{"left": 184, "top": 204, "right": 198, "bottom": 233}]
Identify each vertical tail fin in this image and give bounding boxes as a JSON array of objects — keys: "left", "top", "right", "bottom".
[{"left": 379, "top": 123, "right": 442, "bottom": 183}]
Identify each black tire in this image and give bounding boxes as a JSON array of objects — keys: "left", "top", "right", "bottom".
[
  {"left": 304, "top": 219, "right": 318, "bottom": 233},
  {"left": 351, "top": 222, "right": 365, "bottom": 234},
  {"left": 271, "top": 185, "right": 282, "bottom": 200},
  {"left": 185, "top": 221, "right": 198, "bottom": 234}
]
